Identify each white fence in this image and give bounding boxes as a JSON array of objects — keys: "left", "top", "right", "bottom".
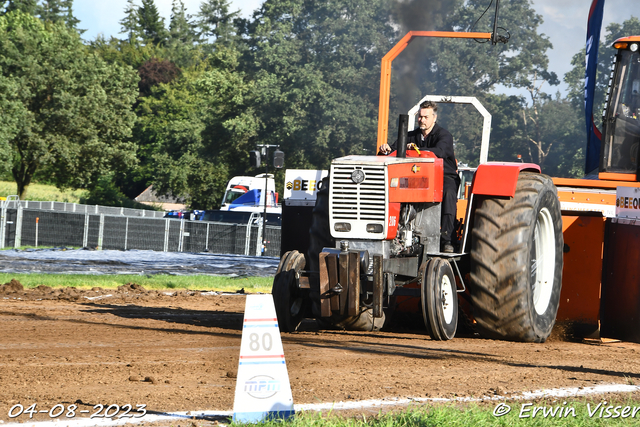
[
  {"left": 0, "top": 203, "right": 281, "bottom": 257},
  {"left": 2, "top": 198, "right": 167, "bottom": 218}
]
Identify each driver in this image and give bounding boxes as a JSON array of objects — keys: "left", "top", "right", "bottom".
[{"left": 379, "top": 101, "right": 460, "bottom": 253}]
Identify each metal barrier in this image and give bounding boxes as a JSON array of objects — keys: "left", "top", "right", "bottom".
[
  {"left": 0, "top": 204, "right": 281, "bottom": 256},
  {"left": 1, "top": 198, "right": 166, "bottom": 218}
]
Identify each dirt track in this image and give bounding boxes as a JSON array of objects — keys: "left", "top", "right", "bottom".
[{"left": 1, "top": 281, "right": 640, "bottom": 423}]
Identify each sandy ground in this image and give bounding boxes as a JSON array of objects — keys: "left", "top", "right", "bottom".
[{"left": 1, "top": 281, "right": 640, "bottom": 424}]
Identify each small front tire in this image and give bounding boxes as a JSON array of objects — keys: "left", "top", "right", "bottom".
[{"left": 421, "top": 258, "right": 458, "bottom": 340}]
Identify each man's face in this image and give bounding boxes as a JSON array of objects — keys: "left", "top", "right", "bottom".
[{"left": 418, "top": 107, "right": 436, "bottom": 132}]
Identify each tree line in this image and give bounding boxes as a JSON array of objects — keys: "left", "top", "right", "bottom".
[{"left": 0, "top": 0, "right": 638, "bottom": 208}]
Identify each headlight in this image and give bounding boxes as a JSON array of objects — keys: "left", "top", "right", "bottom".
[
  {"left": 334, "top": 222, "right": 351, "bottom": 232},
  {"left": 366, "top": 224, "right": 383, "bottom": 233}
]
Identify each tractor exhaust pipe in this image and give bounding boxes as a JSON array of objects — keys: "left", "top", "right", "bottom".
[{"left": 397, "top": 114, "right": 408, "bottom": 158}]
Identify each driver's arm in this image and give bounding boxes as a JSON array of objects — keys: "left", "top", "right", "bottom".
[
  {"left": 379, "top": 132, "right": 419, "bottom": 155},
  {"left": 426, "top": 131, "right": 454, "bottom": 159}
]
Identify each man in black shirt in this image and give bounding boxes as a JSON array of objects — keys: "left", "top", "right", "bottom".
[{"left": 379, "top": 101, "right": 460, "bottom": 253}]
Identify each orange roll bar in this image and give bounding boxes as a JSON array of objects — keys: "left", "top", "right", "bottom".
[{"left": 376, "top": 31, "right": 492, "bottom": 151}]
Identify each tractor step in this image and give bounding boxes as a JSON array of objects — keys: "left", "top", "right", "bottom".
[{"left": 426, "top": 252, "right": 466, "bottom": 260}]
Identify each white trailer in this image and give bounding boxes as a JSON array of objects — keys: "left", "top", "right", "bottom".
[{"left": 220, "top": 174, "right": 281, "bottom": 214}]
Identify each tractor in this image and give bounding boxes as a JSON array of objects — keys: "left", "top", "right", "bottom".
[
  {"left": 273, "top": 101, "right": 563, "bottom": 342},
  {"left": 272, "top": 15, "right": 565, "bottom": 342},
  {"left": 271, "top": 0, "right": 640, "bottom": 342}
]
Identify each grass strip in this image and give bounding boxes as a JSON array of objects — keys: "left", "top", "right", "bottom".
[
  {"left": 0, "top": 273, "right": 274, "bottom": 293},
  {"left": 233, "top": 398, "right": 640, "bottom": 426},
  {"left": 0, "top": 181, "right": 87, "bottom": 202}
]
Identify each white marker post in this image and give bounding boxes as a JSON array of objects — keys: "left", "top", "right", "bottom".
[{"left": 232, "top": 295, "right": 295, "bottom": 423}]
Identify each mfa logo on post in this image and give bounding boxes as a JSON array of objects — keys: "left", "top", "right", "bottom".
[
  {"left": 247, "top": 302, "right": 265, "bottom": 311},
  {"left": 244, "top": 375, "right": 281, "bottom": 399},
  {"left": 233, "top": 295, "right": 295, "bottom": 423}
]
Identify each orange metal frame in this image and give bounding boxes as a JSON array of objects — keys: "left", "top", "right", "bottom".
[
  {"left": 614, "top": 36, "right": 640, "bottom": 43},
  {"left": 553, "top": 177, "right": 640, "bottom": 189},
  {"left": 555, "top": 214, "right": 605, "bottom": 333},
  {"left": 376, "top": 31, "right": 492, "bottom": 151},
  {"left": 598, "top": 172, "right": 639, "bottom": 182}
]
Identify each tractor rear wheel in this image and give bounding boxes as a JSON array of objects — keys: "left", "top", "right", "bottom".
[
  {"left": 308, "top": 177, "right": 334, "bottom": 267},
  {"left": 308, "top": 177, "right": 334, "bottom": 320},
  {"left": 469, "top": 172, "right": 563, "bottom": 343},
  {"left": 421, "top": 258, "right": 458, "bottom": 340},
  {"left": 272, "top": 250, "right": 307, "bottom": 332}
]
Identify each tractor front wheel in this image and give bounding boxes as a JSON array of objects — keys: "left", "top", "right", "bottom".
[{"left": 421, "top": 258, "right": 458, "bottom": 340}]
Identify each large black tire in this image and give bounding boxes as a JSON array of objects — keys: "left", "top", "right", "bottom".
[
  {"left": 272, "top": 250, "right": 307, "bottom": 332},
  {"left": 308, "top": 177, "right": 334, "bottom": 279},
  {"left": 421, "top": 258, "right": 458, "bottom": 340},
  {"left": 469, "top": 172, "right": 563, "bottom": 343},
  {"left": 307, "top": 177, "right": 333, "bottom": 319}
]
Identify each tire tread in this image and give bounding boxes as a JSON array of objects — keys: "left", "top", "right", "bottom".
[{"left": 469, "top": 172, "right": 563, "bottom": 343}]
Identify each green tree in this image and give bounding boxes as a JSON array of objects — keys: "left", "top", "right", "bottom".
[
  {"left": 240, "top": 0, "right": 396, "bottom": 172},
  {"left": 85, "top": 38, "right": 168, "bottom": 200},
  {"left": 137, "top": 0, "right": 167, "bottom": 45},
  {"left": 90, "top": 0, "right": 195, "bottom": 201},
  {"left": 2, "top": 0, "right": 80, "bottom": 29},
  {"left": 482, "top": 91, "right": 584, "bottom": 177},
  {"left": 197, "top": 0, "right": 239, "bottom": 46},
  {"left": 169, "top": 0, "right": 197, "bottom": 44},
  {"left": 388, "top": 0, "right": 559, "bottom": 168},
  {"left": 60, "top": 0, "right": 79, "bottom": 29},
  {"left": 135, "top": 49, "right": 257, "bottom": 208},
  {"left": 436, "top": 0, "right": 557, "bottom": 94},
  {"left": 482, "top": 94, "right": 528, "bottom": 163},
  {"left": 565, "top": 17, "right": 640, "bottom": 126},
  {"left": 35, "top": 0, "right": 61, "bottom": 22},
  {"left": 166, "top": 0, "right": 200, "bottom": 67},
  {"left": 1, "top": 0, "right": 37, "bottom": 15},
  {"left": 90, "top": 35, "right": 164, "bottom": 71},
  {"left": 535, "top": 96, "right": 585, "bottom": 177},
  {"left": 35, "top": 0, "right": 80, "bottom": 29},
  {"left": 0, "top": 75, "right": 23, "bottom": 178},
  {"left": 235, "top": 0, "right": 559, "bottom": 175},
  {"left": 0, "top": 11, "right": 139, "bottom": 199},
  {"left": 119, "top": 0, "right": 140, "bottom": 42},
  {"left": 80, "top": 172, "right": 158, "bottom": 209},
  {"left": 520, "top": 73, "right": 559, "bottom": 169}
]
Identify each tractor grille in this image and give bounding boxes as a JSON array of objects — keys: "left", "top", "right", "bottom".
[{"left": 331, "top": 165, "right": 386, "bottom": 221}]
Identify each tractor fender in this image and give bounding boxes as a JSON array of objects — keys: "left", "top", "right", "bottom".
[{"left": 471, "top": 162, "right": 541, "bottom": 198}]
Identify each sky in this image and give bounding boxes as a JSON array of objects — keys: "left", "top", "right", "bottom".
[{"left": 73, "top": 0, "right": 638, "bottom": 97}]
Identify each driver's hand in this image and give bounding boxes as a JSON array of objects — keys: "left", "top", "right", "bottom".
[{"left": 379, "top": 143, "right": 392, "bottom": 154}]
